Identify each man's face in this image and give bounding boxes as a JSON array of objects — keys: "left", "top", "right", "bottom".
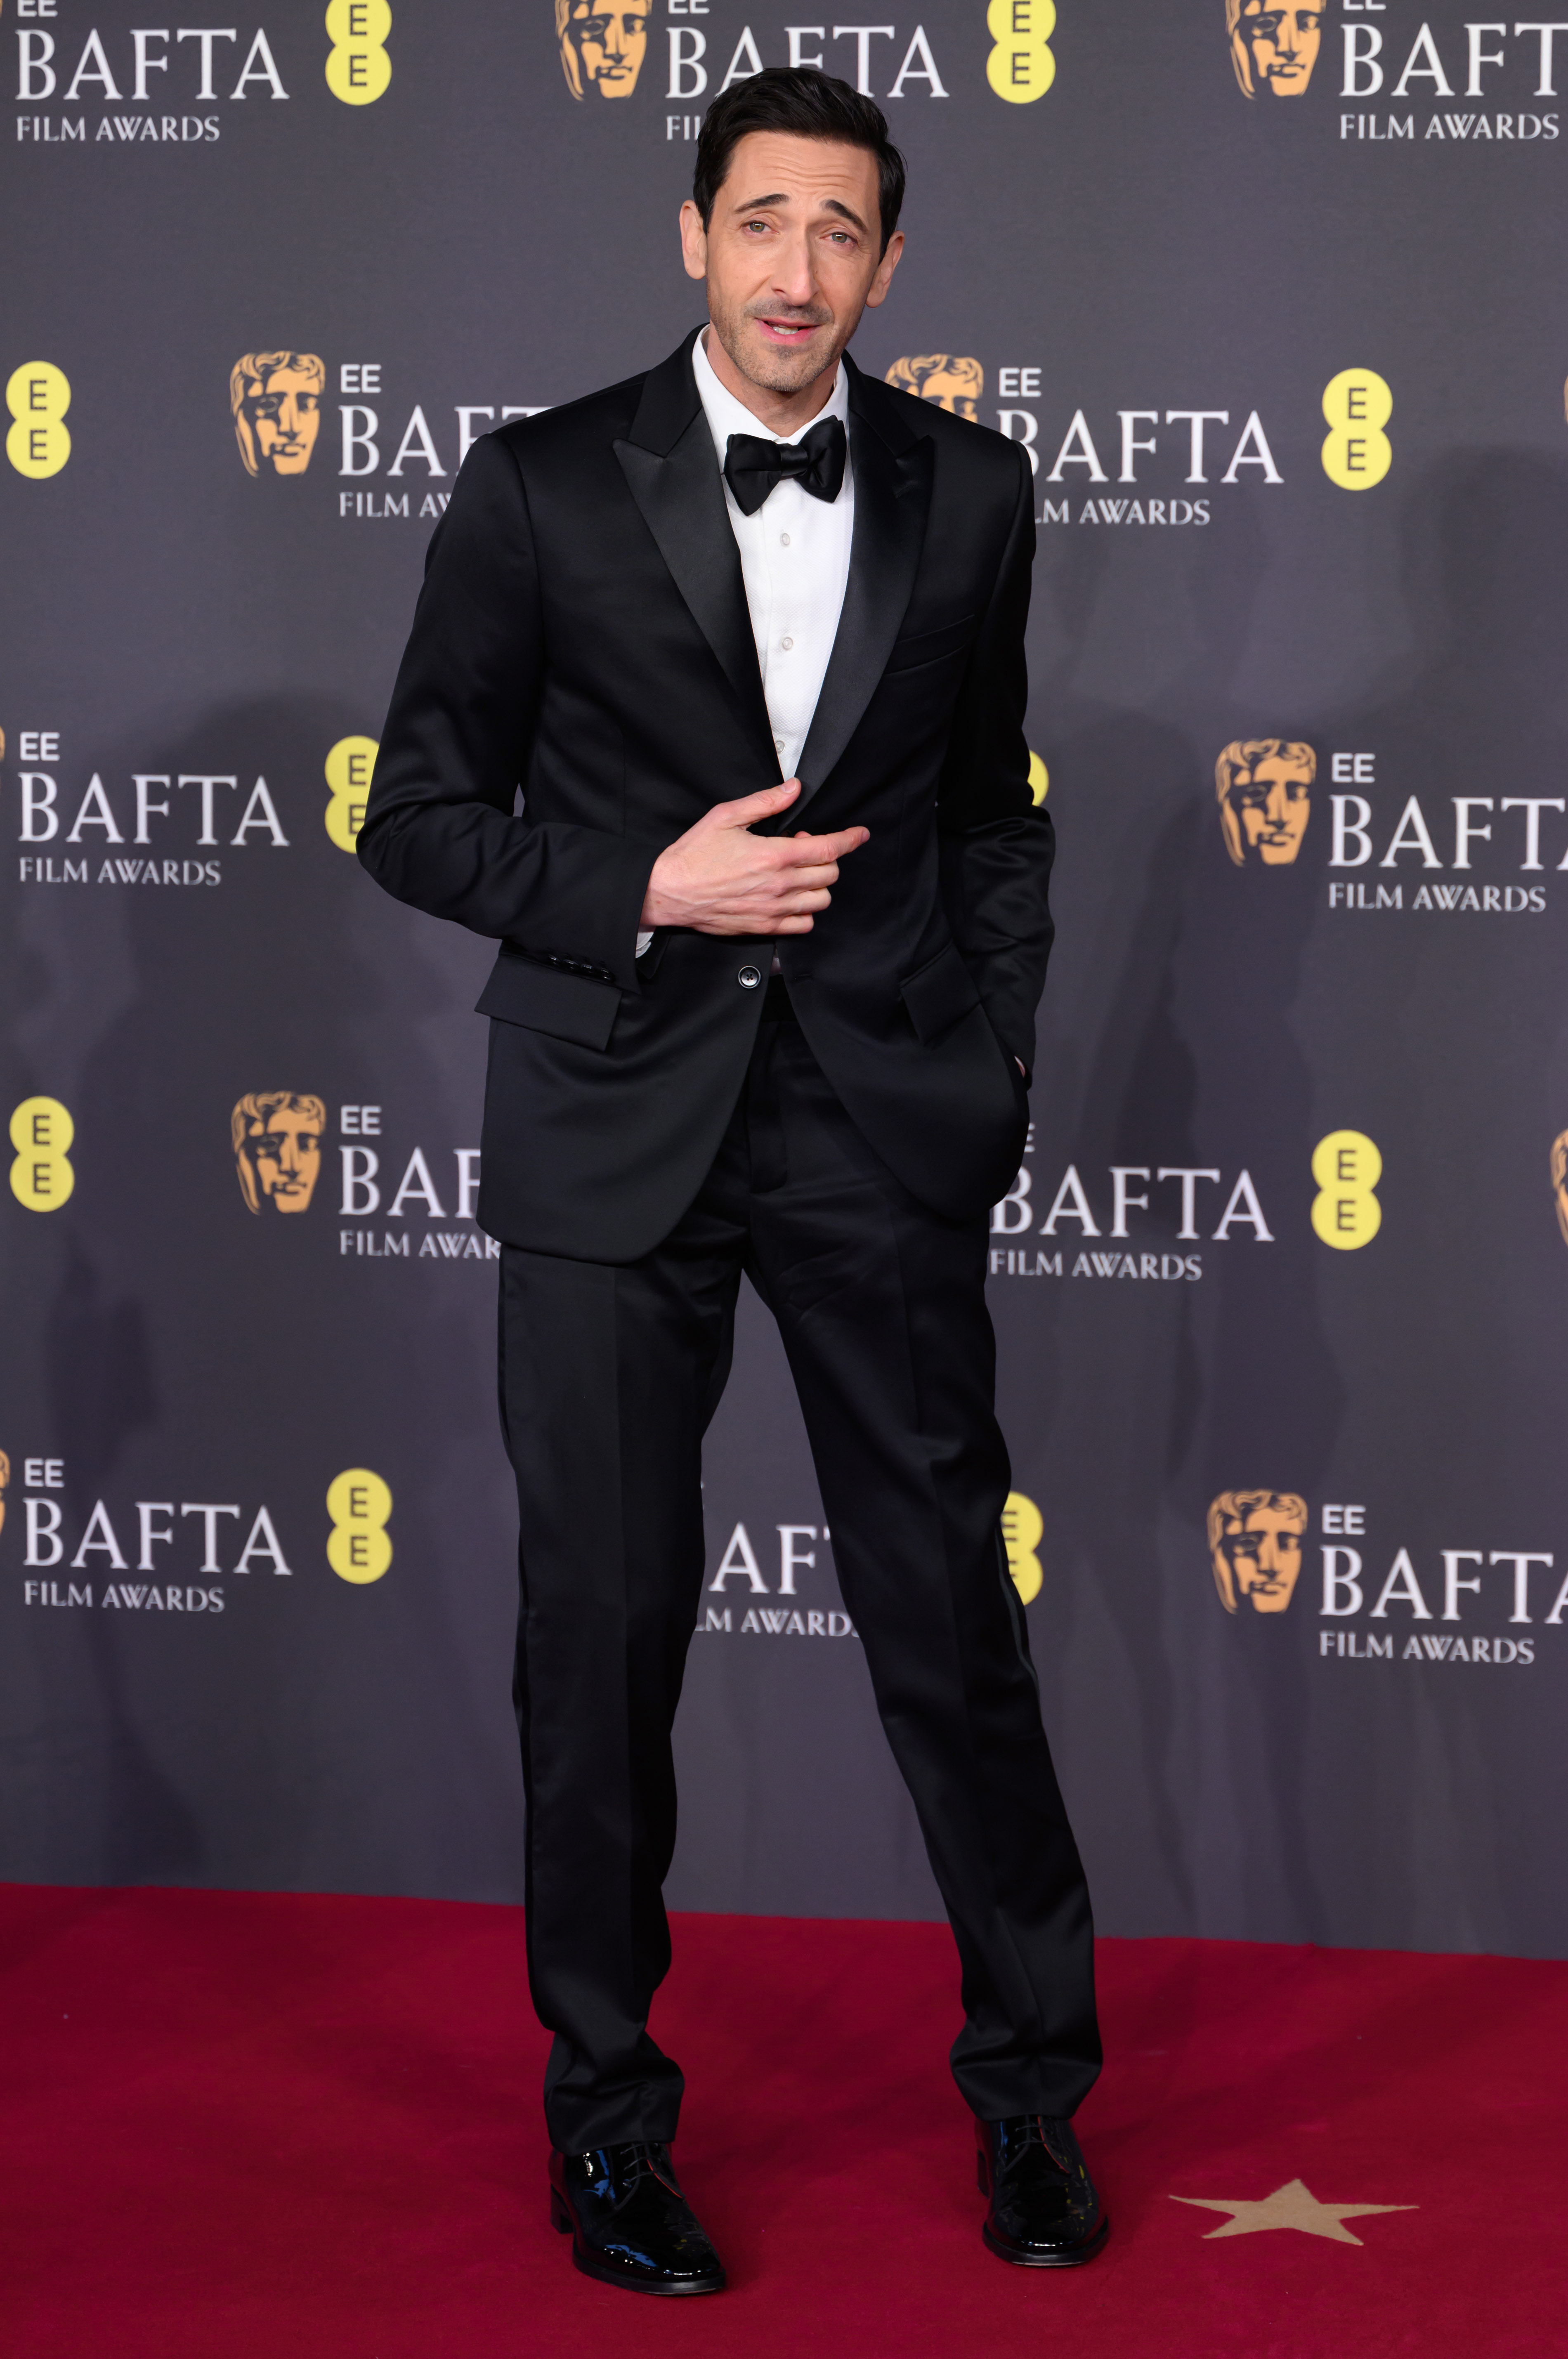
[
  {"left": 1231, "top": 754, "right": 1312, "bottom": 864},
  {"left": 1240, "top": 4, "right": 1322, "bottom": 94},
  {"left": 240, "top": 1107, "right": 322, "bottom": 1213},
  {"left": 1216, "top": 1507, "right": 1304, "bottom": 1613},
  {"left": 681, "top": 132, "right": 903, "bottom": 401},
  {"left": 565, "top": 0, "right": 648, "bottom": 95},
  {"left": 242, "top": 366, "right": 321, "bottom": 476},
  {"left": 915, "top": 366, "right": 980, "bottom": 420}
]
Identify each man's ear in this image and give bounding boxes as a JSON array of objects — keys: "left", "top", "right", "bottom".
[
  {"left": 678, "top": 199, "right": 708, "bottom": 284},
  {"left": 863, "top": 229, "right": 904, "bottom": 312}
]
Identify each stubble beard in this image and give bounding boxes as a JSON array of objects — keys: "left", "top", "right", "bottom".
[{"left": 708, "top": 288, "right": 844, "bottom": 399}]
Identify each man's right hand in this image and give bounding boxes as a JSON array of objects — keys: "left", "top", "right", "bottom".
[{"left": 640, "top": 779, "right": 869, "bottom": 937}]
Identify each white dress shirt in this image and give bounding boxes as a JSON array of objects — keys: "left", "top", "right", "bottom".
[
  {"left": 636, "top": 330, "right": 854, "bottom": 957},
  {"left": 691, "top": 326, "right": 854, "bottom": 779}
]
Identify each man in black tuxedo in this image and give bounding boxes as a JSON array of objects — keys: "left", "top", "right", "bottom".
[{"left": 361, "top": 66, "right": 1104, "bottom": 2296}]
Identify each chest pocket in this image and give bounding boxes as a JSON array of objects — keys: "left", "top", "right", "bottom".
[{"left": 883, "top": 612, "right": 979, "bottom": 675}]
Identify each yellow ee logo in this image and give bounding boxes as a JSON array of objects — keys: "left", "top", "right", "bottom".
[
  {"left": 326, "top": 0, "right": 391, "bottom": 104},
  {"left": 1027, "top": 751, "right": 1048, "bottom": 805},
  {"left": 6, "top": 363, "right": 71, "bottom": 479},
  {"left": 324, "top": 735, "right": 378, "bottom": 852},
  {"left": 9, "top": 1098, "right": 74, "bottom": 1211},
  {"left": 1001, "top": 1490, "right": 1043, "bottom": 1604},
  {"left": 1321, "top": 369, "right": 1391, "bottom": 491},
  {"left": 1311, "top": 1130, "right": 1381, "bottom": 1250},
  {"left": 327, "top": 1468, "right": 392, "bottom": 1583},
  {"left": 987, "top": 0, "right": 1056, "bottom": 102}
]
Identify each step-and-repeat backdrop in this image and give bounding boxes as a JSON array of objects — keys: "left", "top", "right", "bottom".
[{"left": 5, "top": 2, "right": 1567, "bottom": 1956}]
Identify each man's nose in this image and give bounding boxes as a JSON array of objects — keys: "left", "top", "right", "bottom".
[{"left": 771, "top": 232, "right": 819, "bottom": 307}]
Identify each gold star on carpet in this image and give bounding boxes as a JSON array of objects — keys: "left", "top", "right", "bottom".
[{"left": 1171, "top": 2178, "right": 1416, "bottom": 2245}]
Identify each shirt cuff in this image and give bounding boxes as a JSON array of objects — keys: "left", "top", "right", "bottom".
[{"left": 636, "top": 930, "right": 653, "bottom": 958}]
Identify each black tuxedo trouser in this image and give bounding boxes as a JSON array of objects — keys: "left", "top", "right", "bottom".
[{"left": 497, "top": 989, "right": 1101, "bottom": 2152}]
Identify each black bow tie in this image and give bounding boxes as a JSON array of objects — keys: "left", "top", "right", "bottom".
[{"left": 722, "top": 416, "right": 847, "bottom": 517}]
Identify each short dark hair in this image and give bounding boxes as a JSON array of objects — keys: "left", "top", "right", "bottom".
[{"left": 693, "top": 68, "right": 907, "bottom": 253}]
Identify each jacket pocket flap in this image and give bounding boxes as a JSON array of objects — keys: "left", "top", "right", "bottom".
[
  {"left": 884, "top": 612, "right": 979, "bottom": 673},
  {"left": 476, "top": 952, "right": 621, "bottom": 1050},
  {"left": 900, "top": 942, "right": 980, "bottom": 1045}
]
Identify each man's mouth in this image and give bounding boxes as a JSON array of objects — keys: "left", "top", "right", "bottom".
[{"left": 754, "top": 316, "right": 826, "bottom": 346}]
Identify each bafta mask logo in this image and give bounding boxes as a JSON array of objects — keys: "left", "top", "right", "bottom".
[
  {"left": 885, "top": 355, "right": 985, "bottom": 422},
  {"left": 556, "top": 0, "right": 649, "bottom": 97},
  {"left": 1552, "top": 1131, "right": 1568, "bottom": 1247},
  {"left": 1208, "top": 1490, "right": 1307, "bottom": 1615},
  {"left": 0, "top": 1450, "right": 8, "bottom": 1540},
  {"left": 232, "top": 1092, "right": 326, "bottom": 1215},
  {"left": 1216, "top": 739, "right": 1314, "bottom": 867},
  {"left": 1226, "top": 2, "right": 1322, "bottom": 98},
  {"left": 230, "top": 352, "right": 326, "bottom": 478}
]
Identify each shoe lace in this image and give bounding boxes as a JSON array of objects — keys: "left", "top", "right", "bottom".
[
  {"left": 1005, "top": 2115, "right": 1073, "bottom": 2172},
  {"left": 609, "top": 2142, "right": 682, "bottom": 2200}
]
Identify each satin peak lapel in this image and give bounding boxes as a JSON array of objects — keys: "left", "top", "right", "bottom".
[
  {"left": 614, "top": 343, "right": 775, "bottom": 772},
  {"left": 791, "top": 383, "right": 933, "bottom": 822}
]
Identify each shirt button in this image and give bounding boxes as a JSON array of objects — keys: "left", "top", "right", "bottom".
[
  {"left": 781, "top": 636, "right": 794, "bottom": 651},
  {"left": 737, "top": 964, "right": 763, "bottom": 990},
  {"left": 779, "top": 533, "right": 791, "bottom": 546}
]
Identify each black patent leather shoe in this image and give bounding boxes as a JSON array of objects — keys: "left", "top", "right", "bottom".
[
  {"left": 549, "top": 2142, "right": 726, "bottom": 2296},
  {"left": 975, "top": 2113, "right": 1109, "bottom": 2267}
]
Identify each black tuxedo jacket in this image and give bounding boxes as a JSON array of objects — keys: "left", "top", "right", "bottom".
[{"left": 359, "top": 332, "right": 1054, "bottom": 1262}]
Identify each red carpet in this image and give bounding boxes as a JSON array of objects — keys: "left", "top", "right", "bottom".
[{"left": 2, "top": 1888, "right": 1561, "bottom": 2358}]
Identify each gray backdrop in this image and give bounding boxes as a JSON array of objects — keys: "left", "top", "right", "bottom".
[{"left": 5, "top": 0, "right": 1567, "bottom": 1957}]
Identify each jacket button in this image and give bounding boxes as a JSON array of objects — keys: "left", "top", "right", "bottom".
[{"left": 737, "top": 964, "right": 763, "bottom": 990}]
